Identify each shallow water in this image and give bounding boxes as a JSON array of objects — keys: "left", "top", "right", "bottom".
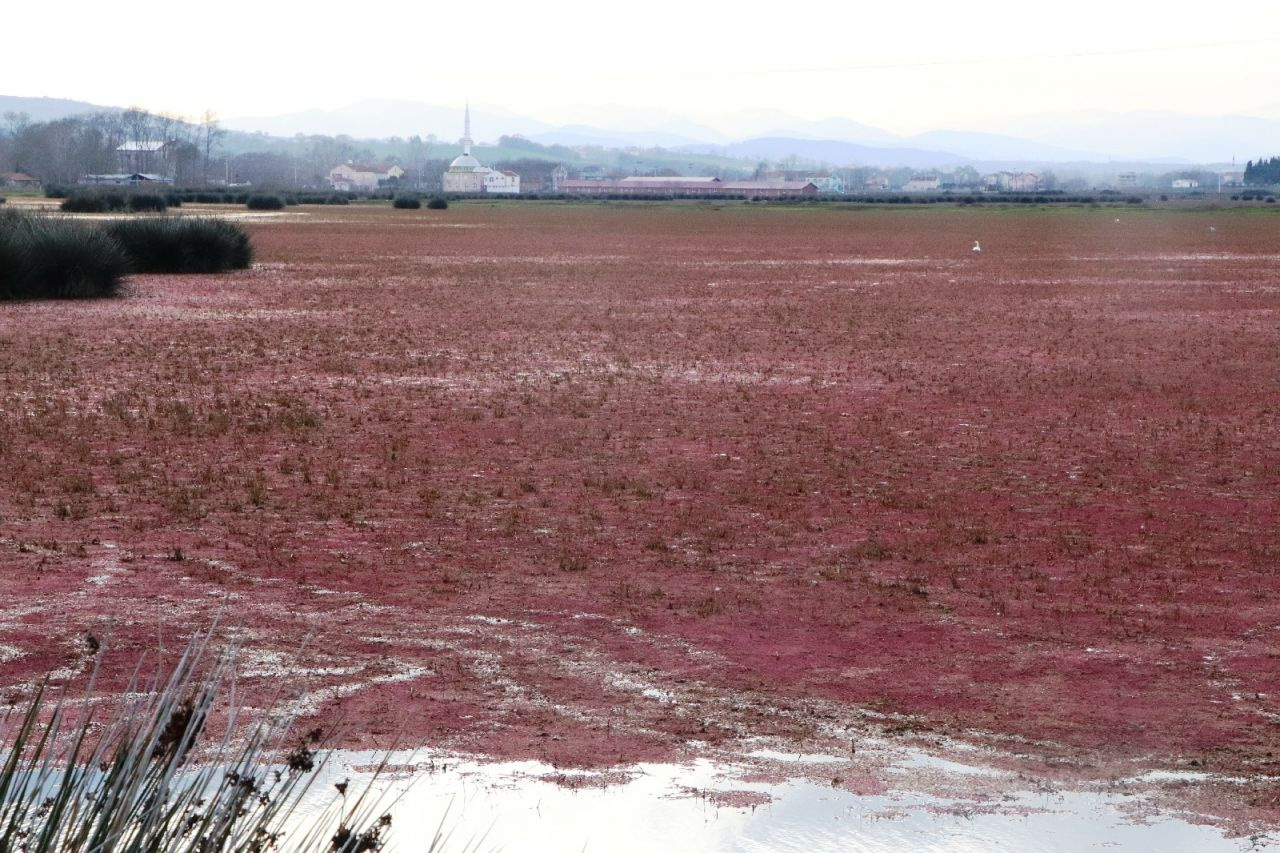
[{"left": 291, "top": 746, "right": 1265, "bottom": 852}]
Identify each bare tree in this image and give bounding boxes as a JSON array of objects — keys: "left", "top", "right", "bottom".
[{"left": 199, "top": 110, "right": 226, "bottom": 185}]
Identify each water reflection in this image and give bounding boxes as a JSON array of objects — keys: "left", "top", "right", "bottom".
[{"left": 292, "top": 747, "right": 1262, "bottom": 852}]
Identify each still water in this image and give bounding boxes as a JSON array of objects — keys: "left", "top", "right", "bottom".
[{"left": 288, "top": 741, "right": 1268, "bottom": 852}]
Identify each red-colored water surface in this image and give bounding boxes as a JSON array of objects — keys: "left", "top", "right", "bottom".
[{"left": 2, "top": 202, "right": 1278, "bottom": 818}]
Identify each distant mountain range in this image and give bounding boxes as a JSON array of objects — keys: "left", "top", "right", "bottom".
[
  {"left": 0, "top": 94, "right": 117, "bottom": 123},
  {"left": 221, "top": 101, "right": 1279, "bottom": 166},
  {"left": 3, "top": 93, "right": 1274, "bottom": 167}
]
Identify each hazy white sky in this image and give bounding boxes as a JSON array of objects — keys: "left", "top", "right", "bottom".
[{"left": 6, "top": 1, "right": 1280, "bottom": 132}]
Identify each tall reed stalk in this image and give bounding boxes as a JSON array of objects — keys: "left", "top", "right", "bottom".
[{"left": 0, "top": 628, "right": 398, "bottom": 851}]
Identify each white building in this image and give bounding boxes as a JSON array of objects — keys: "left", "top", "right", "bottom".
[
  {"left": 903, "top": 176, "right": 941, "bottom": 192},
  {"left": 1172, "top": 178, "right": 1200, "bottom": 189},
  {"left": 984, "top": 171, "right": 1040, "bottom": 192},
  {"left": 483, "top": 170, "right": 520, "bottom": 194},
  {"left": 442, "top": 105, "right": 519, "bottom": 194},
  {"left": 329, "top": 162, "right": 405, "bottom": 192},
  {"left": 117, "top": 141, "right": 179, "bottom": 180},
  {"left": 810, "top": 172, "right": 844, "bottom": 194}
]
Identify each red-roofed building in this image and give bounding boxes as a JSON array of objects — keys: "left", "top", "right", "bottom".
[
  {"left": 560, "top": 177, "right": 817, "bottom": 198},
  {"left": 0, "top": 171, "right": 40, "bottom": 189}
]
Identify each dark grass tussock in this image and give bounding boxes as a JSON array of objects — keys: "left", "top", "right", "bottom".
[
  {"left": 0, "top": 210, "right": 129, "bottom": 299},
  {"left": 60, "top": 194, "right": 116, "bottom": 213},
  {"left": 61, "top": 191, "right": 174, "bottom": 214},
  {"left": 106, "top": 218, "right": 253, "bottom": 274},
  {"left": 1, "top": 212, "right": 254, "bottom": 299},
  {"left": 246, "top": 194, "right": 286, "bottom": 211},
  {"left": 127, "top": 193, "right": 169, "bottom": 213}
]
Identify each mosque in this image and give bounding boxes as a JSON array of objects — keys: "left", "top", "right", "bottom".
[{"left": 442, "top": 105, "right": 519, "bottom": 194}]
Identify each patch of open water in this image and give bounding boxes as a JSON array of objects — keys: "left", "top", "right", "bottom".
[{"left": 291, "top": 746, "right": 1266, "bottom": 852}]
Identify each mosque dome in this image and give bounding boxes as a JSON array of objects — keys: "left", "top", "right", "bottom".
[{"left": 449, "top": 152, "right": 484, "bottom": 171}]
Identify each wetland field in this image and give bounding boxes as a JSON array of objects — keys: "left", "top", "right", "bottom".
[{"left": 2, "top": 201, "right": 1279, "bottom": 843}]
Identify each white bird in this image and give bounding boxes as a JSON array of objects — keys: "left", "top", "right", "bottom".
[
  {"left": 972, "top": 241, "right": 982, "bottom": 253},
  {"left": 1209, "top": 226, "right": 1217, "bottom": 232},
  {"left": 1114, "top": 218, "right": 1121, "bottom": 223}
]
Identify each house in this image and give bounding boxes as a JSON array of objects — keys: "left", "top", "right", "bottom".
[
  {"left": 329, "top": 162, "right": 406, "bottom": 192},
  {"left": 116, "top": 141, "right": 179, "bottom": 180},
  {"left": 812, "top": 172, "right": 844, "bottom": 194},
  {"left": 1218, "top": 170, "right": 1245, "bottom": 188},
  {"left": 903, "top": 176, "right": 941, "bottom": 192},
  {"left": 983, "top": 171, "right": 1040, "bottom": 192},
  {"left": 1171, "top": 177, "right": 1200, "bottom": 189},
  {"left": 483, "top": 170, "right": 521, "bottom": 194},
  {"left": 0, "top": 171, "right": 40, "bottom": 189},
  {"left": 80, "top": 172, "right": 173, "bottom": 186},
  {"left": 758, "top": 170, "right": 843, "bottom": 193},
  {"left": 501, "top": 162, "right": 568, "bottom": 192},
  {"left": 863, "top": 176, "right": 890, "bottom": 191}
]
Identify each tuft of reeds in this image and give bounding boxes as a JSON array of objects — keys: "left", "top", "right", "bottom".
[
  {"left": 246, "top": 195, "right": 285, "bottom": 211},
  {"left": 106, "top": 218, "right": 253, "bottom": 274},
  {"left": 127, "top": 193, "right": 169, "bottom": 213},
  {"left": 0, "top": 210, "right": 129, "bottom": 299},
  {"left": 0, "top": 628, "right": 400, "bottom": 852},
  {"left": 60, "top": 194, "right": 114, "bottom": 214}
]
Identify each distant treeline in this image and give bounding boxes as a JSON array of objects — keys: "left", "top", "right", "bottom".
[
  {"left": 1244, "top": 157, "right": 1280, "bottom": 186},
  {"left": 45, "top": 185, "right": 353, "bottom": 206}
]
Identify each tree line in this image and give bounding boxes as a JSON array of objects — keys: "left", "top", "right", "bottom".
[
  {"left": 1244, "top": 157, "right": 1280, "bottom": 186},
  {"left": 1, "top": 108, "right": 225, "bottom": 185}
]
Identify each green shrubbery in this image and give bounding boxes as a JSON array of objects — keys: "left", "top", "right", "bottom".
[
  {"left": 60, "top": 191, "right": 177, "bottom": 214},
  {"left": 106, "top": 217, "right": 253, "bottom": 274},
  {"left": 127, "top": 193, "right": 169, "bottom": 213},
  {"left": 392, "top": 195, "right": 421, "bottom": 209},
  {"left": 246, "top": 194, "right": 285, "bottom": 211},
  {"left": 61, "top": 193, "right": 120, "bottom": 213},
  {"left": 1, "top": 211, "right": 254, "bottom": 300},
  {"left": 293, "top": 193, "right": 350, "bottom": 205},
  {"left": 0, "top": 210, "right": 130, "bottom": 299},
  {"left": 426, "top": 197, "right": 448, "bottom": 210}
]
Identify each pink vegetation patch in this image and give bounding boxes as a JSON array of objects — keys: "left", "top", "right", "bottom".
[{"left": 1, "top": 203, "right": 1279, "bottom": 821}]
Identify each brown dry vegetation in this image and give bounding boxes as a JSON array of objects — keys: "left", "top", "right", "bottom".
[{"left": 1, "top": 202, "right": 1279, "bottom": 815}]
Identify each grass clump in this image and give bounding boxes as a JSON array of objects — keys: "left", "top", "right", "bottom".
[
  {"left": 107, "top": 217, "right": 253, "bottom": 274},
  {"left": 0, "top": 627, "right": 401, "bottom": 851},
  {"left": 392, "top": 196, "right": 421, "bottom": 210},
  {"left": 246, "top": 194, "right": 285, "bottom": 211},
  {"left": 60, "top": 191, "right": 173, "bottom": 214},
  {"left": 0, "top": 210, "right": 129, "bottom": 299},
  {"left": 127, "top": 193, "right": 169, "bottom": 213},
  {"left": 426, "top": 197, "right": 448, "bottom": 210},
  {"left": 60, "top": 194, "right": 114, "bottom": 213}
]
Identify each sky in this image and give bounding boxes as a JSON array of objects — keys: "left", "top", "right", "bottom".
[{"left": 6, "top": 1, "right": 1280, "bottom": 134}]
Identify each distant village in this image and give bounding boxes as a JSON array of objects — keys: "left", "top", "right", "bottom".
[{"left": 0, "top": 105, "right": 1263, "bottom": 197}]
